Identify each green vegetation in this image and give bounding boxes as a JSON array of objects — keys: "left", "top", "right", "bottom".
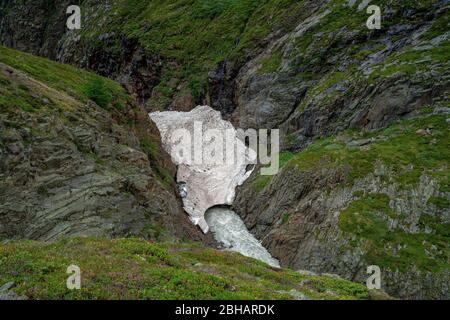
[
  {"left": 83, "top": 78, "right": 113, "bottom": 108},
  {"left": 0, "top": 238, "right": 369, "bottom": 300},
  {"left": 259, "top": 49, "right": 283, "bottom": 73},
  {"left": 281, "top": 212, "right": 290, "bottom": 224},
  {"left": 421, "top": 8, "right": 449, "bottom": 40},
  {"left": 0, "top": 78, "right": 43, "bottom": 113},
  {"left": 142, "top": 224, "right": 167, "bottom": 241},
  {"left": 308, "top": 71, "right": 348, "bottom": 98},
  {"left": 0, "top": 45, "right": 130, "bottom": 108},
  {"left": 76, "top": 0, "right": 315, "bottom": 106},
  {"left": 368, "top": 41, "right": 450, "bottom": 83},
  {"left": 140, "top": 137, "right": 159, "bottom": 159},
  {"left": 339, "top": 193, "right": 396, "bottom": 238},
  {"left": 253, "top": 175, "right": 272, "bottom": 193},
  {"left": 339, "top": 194, "right": 449, "bottom": 273},
  {"left": 252, "top": 151, "right": 296, "bottom": 192},
  {"left": 427, "top": 196, "right": 449, "bottom": 210},
  {"left": 140, "top": 137, "right": 174, "bottom": 187},
  {"left": 282, "top": 114, "right": 449, "bottom": 189}
]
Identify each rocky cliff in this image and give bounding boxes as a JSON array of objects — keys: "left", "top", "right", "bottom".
[
  {"left": 0, "top": 45, "right": 203, "bottom": 242},
  {"left": 1, "top": 0, "right": 449, "bottom": 299},
  {"left": 231, "top": 0, "right": 450, "bottom": 300}
]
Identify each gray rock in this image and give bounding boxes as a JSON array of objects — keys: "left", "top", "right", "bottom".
[
  {"left": 0, "top": 63, "right": 205, "bottom": 244},
  {"left": 287, "top": 289, "right": 309, "bottom": 300},
  {"left": 6, "top": 142, "right": 22, "bottom": 155},
  {"left": 321, "top": 273, "right": 343, "bottom": 279},
  {"left": 433, "top": 107, "right": 450, "bottom": 115},
  {"left": 347, "top": 138, "right": 372, "bottom": 148},
  {"left": 296, "top": 270, "right": 317, "bottom": 276}
]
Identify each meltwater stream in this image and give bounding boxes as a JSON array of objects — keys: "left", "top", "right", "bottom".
[
  {"left": 149, "top": 105, "right": 280, "bottom": 268},
  {"left": 205, "top": 207, "right": 280, "bottom": 267}
]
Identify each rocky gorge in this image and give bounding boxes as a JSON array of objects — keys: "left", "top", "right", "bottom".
[{"left": 0, "top": 0, "right": 449, "bottom": 300}]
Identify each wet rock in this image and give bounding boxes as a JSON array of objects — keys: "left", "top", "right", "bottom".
[{"left": 368, "top": 289, "right": 395, "bottom": 300}]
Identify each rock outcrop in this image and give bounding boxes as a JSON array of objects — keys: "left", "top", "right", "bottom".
[
  {"left": 0, "top": 46, "right": 204, "bottom": 242},
  {"left": 229, "top": 0, "right": 450, "bottom": 299}
]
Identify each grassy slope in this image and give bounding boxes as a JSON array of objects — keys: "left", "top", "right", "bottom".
[
  {"left": 0, "top": 237, "right": 369, "bottom": 300},
  {"left": 0, "top": 45, "right": 130, "bottom": 111},
  {"left": 0, "top": 45, "right": 370, "bottom": 299}
]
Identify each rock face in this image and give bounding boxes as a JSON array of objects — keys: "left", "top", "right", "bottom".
[
  {"left": 232, "top": 1, "right": 449, "bottom": 138},
  {"left": 0, "top": 0, "right": 165, "bottom": 107},
  {"left": 149, "top": 106, "right": 255, "bottom": 233},
  {"left": 0, "top": 49, "right": 204, "bottom": 242},
  {"left": 1, "top": 0, "right": 449, "bottom": 299},
  {"left": 234, "top": 160, "right": 449, "bottom": 299}
]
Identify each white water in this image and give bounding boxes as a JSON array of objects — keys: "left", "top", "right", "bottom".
[
  {"left": 149, "top": 106, "right": 255, "bottom": 233},
  {"left": 205, "top": 207, "right": 280, "bottom": 267},
  {"left": 149, "top": 105, "right": 279, "bottom": 267}
]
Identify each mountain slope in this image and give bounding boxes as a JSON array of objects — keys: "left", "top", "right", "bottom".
[
  {"left": 0, "top": 45, "right": 202, "bottom": 242},
  {"left": 1, "top": 0, "right": 449, "bottom": 299},
  {"left": 0, "top": 45, "right": 379, "bottom": 301},
  {"left": 0, "top": 237, "right": 372, "bottom": 300}
]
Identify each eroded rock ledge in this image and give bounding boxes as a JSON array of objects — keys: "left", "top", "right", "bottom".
[{"left": 150, "top": 106, "right": 255, "bottom": 232}]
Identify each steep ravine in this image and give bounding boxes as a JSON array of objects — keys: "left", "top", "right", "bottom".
[
  {"left": 149, "top": 105, "right": 279, "bottom": 267},
  {"left": 0, "top": 45, "right": 373, "bottom": 301}
]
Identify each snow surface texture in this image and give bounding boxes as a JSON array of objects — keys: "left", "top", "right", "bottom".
[{"left": 149, "top": 106, "right": 255, "bottom": 233}]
